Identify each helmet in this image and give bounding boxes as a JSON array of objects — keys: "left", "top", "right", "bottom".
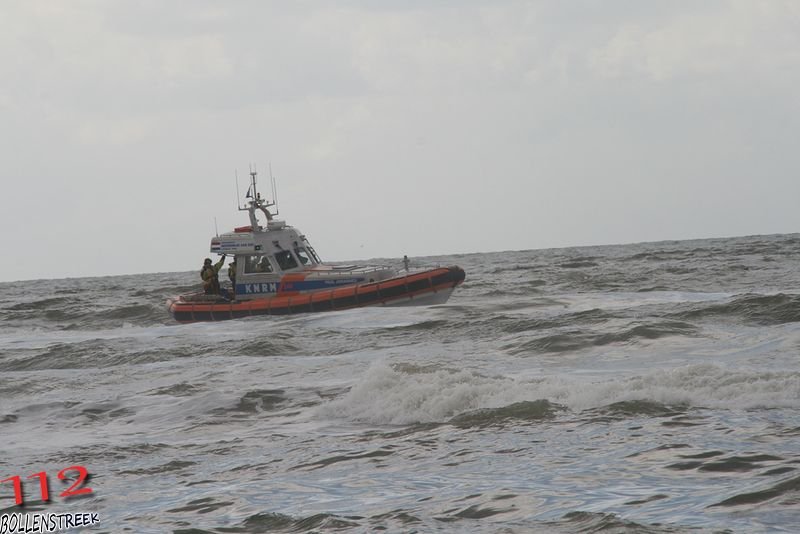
[{"left": 204, "top": 258, "right": 212, "bottom": 265}]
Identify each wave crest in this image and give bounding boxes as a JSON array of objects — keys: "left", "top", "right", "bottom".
[{"left": 318, "top": 362, "right": 800, "bottom": 425}]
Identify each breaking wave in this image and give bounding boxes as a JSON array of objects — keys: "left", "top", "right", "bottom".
[{"left": 318, "top": 361, "right": 800, "bottom": 425}]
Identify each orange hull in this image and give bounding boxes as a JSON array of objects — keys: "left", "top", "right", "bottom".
[{"left": 167, "top": 266, "right": 465, "bottom": 323}]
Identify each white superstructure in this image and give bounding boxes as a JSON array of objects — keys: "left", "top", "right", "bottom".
[{"left": 212, "top": 170, "right": 396, "bottom": 300}]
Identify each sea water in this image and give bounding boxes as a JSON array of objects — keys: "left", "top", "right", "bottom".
[{"left": 1, "top": 234, "right": 799, "bottom": 532}]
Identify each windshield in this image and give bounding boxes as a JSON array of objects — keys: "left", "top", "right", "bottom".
[
  {"left": 306, "top": 245, "right": 322, "bottom": 263},
  {"left": 274, "top": 250, "right": 299, "bottom": 270},
  {"left": 294, "top": 247, "right": 313, "bottom": 266}
]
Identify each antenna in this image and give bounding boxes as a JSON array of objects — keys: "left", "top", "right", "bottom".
[
  {"left": 269, "top": 162, "right": 279, "bottom": 215},
  {"left": 214, "top": 217, "right": 219, "bottom": 237},
  {"left": 250, "top": 163, "right": 259, "bottom": 201},
  {"left": 235, "top": 169, "right": 242, "bottom": 210}
]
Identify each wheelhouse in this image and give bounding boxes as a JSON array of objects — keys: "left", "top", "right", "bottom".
[{"left": 207, "top": 169, "right": 395, "bottom": 301}]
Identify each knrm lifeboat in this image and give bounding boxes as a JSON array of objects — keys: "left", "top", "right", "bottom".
[{"left": 167, "top": 169, "right": 466, "bottom": 322}]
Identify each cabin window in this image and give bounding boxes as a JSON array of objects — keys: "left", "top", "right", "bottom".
[
  {"left": 244, "top": 255, "right": 274, "bottom": 274},
  {"left": 306, "top": 245, "right": 321, "bottom": 263},
  {"left": 274, "top": 250, "right": 298, "bottom": 270},
  {"left": 294, "top": 247, "right": 313, "bottom": 265}
]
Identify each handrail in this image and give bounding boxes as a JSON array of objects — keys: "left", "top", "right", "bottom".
[{"left": 309, "top": 265, "right": 392, "bottom": 277}]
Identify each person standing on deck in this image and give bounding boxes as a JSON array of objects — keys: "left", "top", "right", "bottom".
[
  {"left": 201, "top": 255, "right": 226, "bottom": 295},
  {"left": 228, "top": 259, "right": 237, "bottom": 296}
]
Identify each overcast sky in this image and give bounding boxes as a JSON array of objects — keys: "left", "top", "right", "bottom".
[{"left": 2, "top": 1, "right": 799, "bottom": 282}]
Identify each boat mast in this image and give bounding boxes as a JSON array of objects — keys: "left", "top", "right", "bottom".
[{"left": 238, "top": 166, "right": 276, "bottom": 232}]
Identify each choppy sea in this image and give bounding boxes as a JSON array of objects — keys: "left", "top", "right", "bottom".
[{"left": 2, "top": 234, "right": 800, "bottom": 533}]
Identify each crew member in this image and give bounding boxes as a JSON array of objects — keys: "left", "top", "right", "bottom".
[
  {"left": 201, "top": 255, "right": 226, "bottom": 295},
  {"left": 228, "top": 259, "right": 237, "bottom": 295}
]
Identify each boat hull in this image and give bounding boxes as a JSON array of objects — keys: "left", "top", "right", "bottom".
[{"left": 167, "top": 266, "right": 466, "bottom": 323}]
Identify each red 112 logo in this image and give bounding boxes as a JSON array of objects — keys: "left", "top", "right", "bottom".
[{"left": 2, "top": 466, "right": 93, "bottom": 506}]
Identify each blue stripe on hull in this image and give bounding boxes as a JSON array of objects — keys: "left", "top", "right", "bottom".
[{"left": 235, "top": 277, "right": 365, "bottom": 296}]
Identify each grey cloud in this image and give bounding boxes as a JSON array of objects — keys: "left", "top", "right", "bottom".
[{"left": 2, "top": 1, "right": 799, "bottom": 281}]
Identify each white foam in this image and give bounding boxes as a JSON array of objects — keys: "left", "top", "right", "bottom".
[{"left": 317, "top": 361, "right": 800, "bottom": 424}]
